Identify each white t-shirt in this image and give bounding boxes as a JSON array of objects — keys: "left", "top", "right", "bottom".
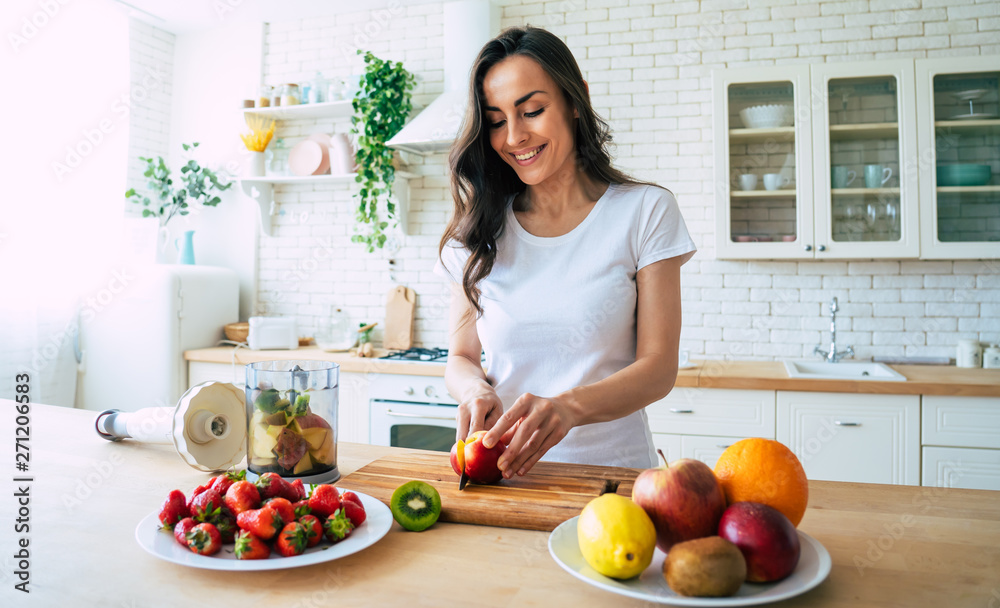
[{"left": 434, "top": 182, "right": 697, "bottom": 468}]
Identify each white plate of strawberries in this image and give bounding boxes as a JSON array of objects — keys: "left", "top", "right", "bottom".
[{"left": 136, "top": 471, "right": 392, "bottom": 571}]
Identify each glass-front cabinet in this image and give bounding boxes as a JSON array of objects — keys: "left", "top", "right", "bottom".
[
  {"left": 714, "top": 56, "right": 1000, "bottom": 260},
  {"left": 811, "top": 60, "right": 919, "bottom": 258},
  {"left": 713, "top": 65, "right": 813, "bottom": 259},
  {"left": 916, "top": 56, "right": 1000, "bottom": 259}
]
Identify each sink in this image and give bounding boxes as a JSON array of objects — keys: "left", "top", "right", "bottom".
[{"left": 783, "top": 360, "right": 907, "bottom": 382}]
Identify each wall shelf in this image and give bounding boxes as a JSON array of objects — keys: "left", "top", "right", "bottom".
[
  {"left": 239, "top": 170, "right": 419, "bottom": 236},
  {"left": 832, "top": 187, "right": 901, "bottom": 196},
  {"left": 829, "top": 122, "right": 898, "bottom": 140},
  {"left": 730, "top": 189, "right": 797, "bottom": 198},
  {"left": 243, "top": 100, "right": 354, "bottom": 121},
  {"left": 728, "top": 126, "right": 795, "bottom": 143}
]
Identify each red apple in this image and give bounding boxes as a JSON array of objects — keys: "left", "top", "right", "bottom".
[
  {"left": 718, "top": 501, "right": 801, "bottom": 583},
  {"left": 631, "top": 451, "right": 727, "bottom": 553},
  {"left": 449, "top": 430, "right": 505, "bottom": 485}
]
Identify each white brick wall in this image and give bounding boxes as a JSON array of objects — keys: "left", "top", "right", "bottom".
[
  {"left": 126, "top": 18, "right": 175, "bottom": 218},
  {"left": 253, "top": 0, "right": 1000, "bottom": 360}
]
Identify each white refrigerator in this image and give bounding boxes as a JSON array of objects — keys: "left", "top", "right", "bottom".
[{"left": 77, "top": 265, "right": 239, "bottom": 412}]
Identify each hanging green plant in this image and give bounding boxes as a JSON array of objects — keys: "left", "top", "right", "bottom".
[
  {"left": 125, "top": 142, "right": 232, "bottom": 227},
  {"left": 350, "top": 50, "right": 416, "bottom": 252}
]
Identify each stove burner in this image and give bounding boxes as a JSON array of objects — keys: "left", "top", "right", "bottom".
[{"left": 380, "top": 347, "right": 449, "bottom": 362}]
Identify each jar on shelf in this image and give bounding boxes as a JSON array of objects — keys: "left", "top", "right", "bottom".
[
  {"left": 258, "top": 85, "right": 271, "bottom": 108},
  {"left": 308, "top": 72, "right": 327, "bottom": 104},
  {"left": 270, "top": 85, "right": 282, "bottom": 107},
  {"left": 327, "top": 77, "right": 346, "bottom": 102},
  {"left": 267, "top": 138, "right": 289, "bottom": 176},
  {"left": 957, "top": 339, "right": 982, "bottom": 368},
  {"left": 280, "top": 83, "right": 300, "bottom": 106},
  {"left": 315, "top": 308, "right": 356, "bottom": 352},
  {"left": 983, "top": 345, "right": 1000, "bottom": 369}
]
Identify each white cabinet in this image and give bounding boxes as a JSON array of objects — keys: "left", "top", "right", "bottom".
[
  {"left": 921, "top": 395, "right": 1000, "bottom": 490},
  {"left": 647, "top": 388, "right": 775, "bottom": 438},
  {"left": 714, "top": 55, "right": 1000, "bottom": 260},
  {"left": 186, "top": 361, "right": 370, "bottom": 444},
  {"left": 915, "top": 56, "right": 1000, "bottom": 259},
  {"left": 777, "top": 391, "right": 920, "bottom": 485},
  {"left": 651, "top": 434, "right": 752, "bottom": 470},
  {"left": 922, "top": 447, "right": 1000, "bottom": 491}
]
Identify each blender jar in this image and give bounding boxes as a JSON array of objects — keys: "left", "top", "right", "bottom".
[{"left": 246, "top": 360, "right": 340, "bottom": 483}]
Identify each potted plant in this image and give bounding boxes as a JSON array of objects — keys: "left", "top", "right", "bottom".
[
  {"left": 350, "top": 50, "right": 416, "bottom": 252},
  {"left": 125, "top": 142, "right": 233, "bottom": 262}
]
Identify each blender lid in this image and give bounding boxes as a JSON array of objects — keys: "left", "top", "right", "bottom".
[{"left": 172, "top": 382, "right": 247, "bottom": 472}]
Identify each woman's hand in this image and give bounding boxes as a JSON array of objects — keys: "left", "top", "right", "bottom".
[
  {"left": 481, "top": 392, "right": 580, "bottom": 479},
  {"left": 456, "top": 386, "right": 504, "bottom": 442}
]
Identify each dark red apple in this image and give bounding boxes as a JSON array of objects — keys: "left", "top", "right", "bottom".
[
  {"left": 631, "top": 451, "right": 727, "bottom": 553},
  {"left": 449, "top": 430, "right": 505, "bottom": 485},
  {"left": 718, "top": 501, "right": 801, "bottom": 583}
]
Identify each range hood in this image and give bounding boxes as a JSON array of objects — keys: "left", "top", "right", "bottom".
[{"left": 387, "top": 0, "right": 500, "bottom": 155}]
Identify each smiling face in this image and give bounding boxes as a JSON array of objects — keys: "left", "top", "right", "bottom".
[{"left": 481, "top": 55, "right": 579, "bottom": 188}]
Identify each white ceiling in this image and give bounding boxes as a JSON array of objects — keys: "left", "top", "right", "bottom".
[{"left": 118, "top": 0, "right": 443, "bottom": 34}]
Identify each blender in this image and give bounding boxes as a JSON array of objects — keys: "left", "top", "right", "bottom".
[{"left": 246, "top": 360, "right": 340, "bottom": 484}]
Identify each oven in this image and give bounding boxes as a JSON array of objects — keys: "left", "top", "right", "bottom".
[{"left": 369, "top": 350, "right": 458, "bottom": 453}]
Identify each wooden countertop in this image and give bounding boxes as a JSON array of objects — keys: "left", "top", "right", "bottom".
[
  {"left": 186, "top": 346, "right": 1000, "bottom": 396},
  {"left": 5, "top": 402, "right": 999, "bottom": 607}
]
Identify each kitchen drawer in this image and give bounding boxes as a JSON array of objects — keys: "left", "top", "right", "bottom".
[
  {"left": 646, "top": 388, "right": 775, "bottom": 438},
  {"left": 778, "top": 391, "right": 920, "bottom": 485},
  {"left": 188, "top": 361, "right": 246, "bottom": 389},
  {"left": 922, "top": 446, "right": 1000, "bottom": 491},
  {"left": 653, "top": 433, "right": 750, "bottom": 470},
  {"left": 922, "top": 396, "right": 1000, "bottom": 450}
]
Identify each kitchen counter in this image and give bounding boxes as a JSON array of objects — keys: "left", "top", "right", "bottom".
[
  {"left": 5, "top": 401, "right": 999, "bottom": 607},
  {"left": 186, "top": 346, "right": 1000, "bottom": 396}
]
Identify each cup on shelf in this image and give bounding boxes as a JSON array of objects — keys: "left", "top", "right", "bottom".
[
  {"left": 864, "top": 165, "right": 892, "bottom": 188},
  {"left": 831, "top": 166, "right": 857, "bottom": 188},
  {"left": 737, "top": 174, "right": 758, "bottom": 191},
  {"left": 763, "top": 173, "right": 790, "bottom": 191}
]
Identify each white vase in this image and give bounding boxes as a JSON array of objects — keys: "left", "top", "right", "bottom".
[{"left": 249, "top": 151, "right": 266, "bottom": 177}]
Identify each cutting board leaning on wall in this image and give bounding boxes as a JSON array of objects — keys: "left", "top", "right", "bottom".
[{"left": 384, "top": 285, "right": 416, "bottom": 350}]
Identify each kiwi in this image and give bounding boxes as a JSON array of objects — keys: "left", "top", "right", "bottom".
[
  {"left": 664, "top": 536, "right": 746, "bottom": 597},
  {"left": 390, "top": 481, "right": 442, "bottom": 532}
]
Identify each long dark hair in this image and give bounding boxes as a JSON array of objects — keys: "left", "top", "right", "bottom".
[{"left": 441, "top": 25, "right": 651, "bottom": 317}]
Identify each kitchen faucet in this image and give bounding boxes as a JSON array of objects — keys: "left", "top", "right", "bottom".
[{"left": 814, "top": 297, "right": 854, "bottom": 363}]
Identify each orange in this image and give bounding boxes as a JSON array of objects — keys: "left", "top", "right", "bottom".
[{"left": 713, "top": 438, "right": 808, "bottom": 527}]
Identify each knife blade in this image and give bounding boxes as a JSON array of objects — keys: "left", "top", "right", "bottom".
[
  {"left": 456, "top": 438, "right": 467, "bottom": 491},
  {"left": 459, "top": 470, "right": 469, "bottom": 491}
]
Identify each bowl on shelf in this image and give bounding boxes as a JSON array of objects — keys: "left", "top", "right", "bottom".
[
  {"left": 739, "top": 104, "right": 794, "bottom": 129},
  {"left": 936, "top": 164, "right": 991, "bottom": 187}
]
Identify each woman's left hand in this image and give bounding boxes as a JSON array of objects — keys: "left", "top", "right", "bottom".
[{"left": 481, "top": 392, "right": 579, "bottom": 479}]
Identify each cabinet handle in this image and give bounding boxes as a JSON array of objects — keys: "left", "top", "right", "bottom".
[
  {"left": 804, "top": 244, "right": 812, "bottom": 252},
  {"left": 818, "top": 244, "right": 826, "bottom": 252},
  {"left": 385, "top": 409, "right": 455, "bottom": 421},
  {"left": 834, "top": 421, "right": 861, "bottom": 427},
  {"left": 716, "top": 444, "right": 731, "bottom": 449},
  {"left": 669, "top": 408, "right": 694, "bottom": 414}
]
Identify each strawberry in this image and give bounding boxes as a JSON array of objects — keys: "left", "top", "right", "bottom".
[
  {"left": 225, "top": 480, "right": 261, "bottom": 515},
  {"left": 210, "top": 506, "right": 238, "bottom": 544},
  {"left": 236, "top": 506, "right": 283, "bottom": 540},
  {"left": 308, "top": 484, "right": 341, "bottom": 519},
  {"left": 173, "top": 517, "right": 197, "bottom": 547},
  {"left": 158, "top": 490, "right": 189, "bottom": 528},
  {"left": 186, "top": 523, "right": 222, "bottom": 556},
  {"left": 340, "top": 494, "right": 367, "bottom": 528},
  {"left": 210, "top": 469, "right": 246, "bottom": 497},
  {"left": 262, "top": 497, "right": 295, "bottom": 526},
  {"left": 186, "top": 481, "right": 211, "bottom": 512},
  {"left": 275, "top": 522, "right": 309, "bottom": 557},
  {"left": 256, "top": 472, "right": 292, "bottom": 501},
  {"left": 323, "top": 508, "right": 355, "bottom": 544},
  {"left": 298, "top": 514, "right": 323, "bottom": 548},
  {"left": 289, "top": 479, "right": 307, "bottom": 501},
  {"left": 190, "top": 488, "right": 223, "bottom": 522},
  {"left": 234, "top": 530, "right": 270, "bottom": 560},
  {"left": 293, "top": 499, "right": 312, "bottom": 520}
]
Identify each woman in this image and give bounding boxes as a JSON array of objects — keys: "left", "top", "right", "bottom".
[{"left": 435, "top": 26, "right": 696, "bottom": 478}]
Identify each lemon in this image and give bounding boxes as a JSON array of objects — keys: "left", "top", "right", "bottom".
[{"left": 577, "top": 493, "right": 656, "bottom": 579}]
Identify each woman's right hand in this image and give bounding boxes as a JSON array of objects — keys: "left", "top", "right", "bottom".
[{"left": 456, "top": 387, "right": 504, "bottom": 442}]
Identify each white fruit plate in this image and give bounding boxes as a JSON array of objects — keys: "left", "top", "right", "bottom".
[
  {"left": 549, "top": 516, "right": 831, "bottom": 606},
  {"left": 135, "top": 490, "right": 391, "bottom": 571}
]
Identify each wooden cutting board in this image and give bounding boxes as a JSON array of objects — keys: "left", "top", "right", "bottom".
[
  {"left": 336, "top": 450, "right": 641, "bottom": 531},
  {"left": 383, "top": 285, "right": 415, "bottom": 350}
]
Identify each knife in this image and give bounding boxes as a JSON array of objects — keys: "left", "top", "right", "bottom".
[{"left": 456, "top": 438, "right": 469, "bottom": 491}]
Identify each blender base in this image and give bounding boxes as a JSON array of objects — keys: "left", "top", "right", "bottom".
[{"left": 246, "top": 466, "right": 341, "bottom": 486}]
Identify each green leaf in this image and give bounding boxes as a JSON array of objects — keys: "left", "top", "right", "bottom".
[
  {"left": 142, "top": 209, "right": 152, "bottom": 217},
  {"left": 182, "top": 144, "right": 190, "bottom": 151}
]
